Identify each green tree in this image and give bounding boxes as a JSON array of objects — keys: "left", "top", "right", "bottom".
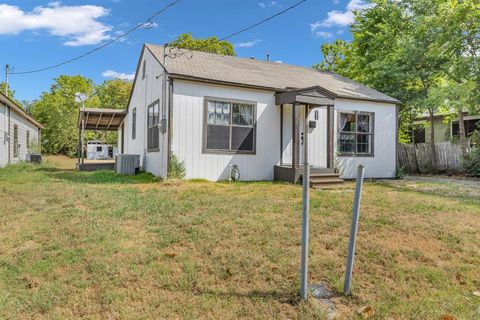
[
  {"left": 169, "top": 33, "right": 235, "bottom": 56},
  {"left": 30, "top": 75, "right": 98, "bottom": 156},
  {"left": 0, "top": 82, "right": 22, "bottom": 106},
  {"left": 95, "top": 79, "right": 132, "bottom": 109},
  {"left": 315, "top": 0, "right": 457, "bottom": 166}
]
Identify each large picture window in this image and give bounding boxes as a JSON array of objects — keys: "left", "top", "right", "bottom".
[
  {"left": 204, "top": 98, "right": 256, "bottom": 154},
  {"left": 338, "top": 111, "right": 374, "bottom": 156},
  {"left": 147, "top": 101, "right": 160, "bottom": 151}
]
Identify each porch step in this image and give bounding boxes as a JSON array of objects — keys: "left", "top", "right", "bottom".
[{"left": 309, "top": 173, "right": 344, "bottom": 189}]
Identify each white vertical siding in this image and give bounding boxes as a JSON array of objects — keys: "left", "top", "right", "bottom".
[
  {"left": 122, "top": 47, "right": 169, "bottom": 177},
  {"left": 0, "top": 102, "right": 40, "bottom": 167},
  {"left": 334, "top": 98, "right": 397, "bottom": 179},
  {"left": 171, "top": 80, "right": 280, "bottom": 181},
  {"left": 0, "top": 103, "right": 8, "bottom": 166}
]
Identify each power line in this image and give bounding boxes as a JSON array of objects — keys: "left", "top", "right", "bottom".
[
  {"left": 167, "top": 0, "right": 307, "bottom": 58},
  {"left": 10, "top": 0, "right": 181, "bottom": 75},
  {"left": 219, "top": 0, "right": 307, "bottom": 42}
]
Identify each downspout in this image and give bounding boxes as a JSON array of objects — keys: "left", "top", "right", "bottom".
[{"left": 167, "top": 79, "right": 173, "bottom": 173}]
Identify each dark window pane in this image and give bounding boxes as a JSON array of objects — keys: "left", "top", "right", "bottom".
[
  {"left": 148, "top": 126, "right": 159, "bottom": 149},
  {"left": 207, "top": 125, "right": 230, "bottom": 150},
  {"left": 339, "top": 133, "right": 355, "bottom": 153},
  {"left": 232, "top": 126, "right": 254, "bottom": 151},
  {"left": 356, "top": 134, "right": 371, "bottom": 153}
]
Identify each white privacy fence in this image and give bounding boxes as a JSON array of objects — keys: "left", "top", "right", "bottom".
[{"left": 398, "top": 141, "right": 466, "bottom": 173}]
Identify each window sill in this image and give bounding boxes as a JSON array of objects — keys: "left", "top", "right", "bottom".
[
  {"left": 147, "top": 148, "right": 160, "bottom": 153},
  {"left": 338, "top": 153, "right": 374, "bottom": 158},
  {"left": 203, "top": 149, "right": 256, "bottom": 155}
]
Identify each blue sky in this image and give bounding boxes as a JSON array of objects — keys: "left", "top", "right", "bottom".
[{"left": 0, "top": 0, "right": 370, "bottom": 102}]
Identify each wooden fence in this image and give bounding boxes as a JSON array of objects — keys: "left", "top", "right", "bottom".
[{"left": 398, "top": 141, "right": 466, "bottom": 173}]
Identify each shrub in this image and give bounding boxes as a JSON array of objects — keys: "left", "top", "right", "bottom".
[
  {"left": 395, "top": 166, "right": 408, "bottom": 179},
  {"left": 168, "top": 154, "right": 186, "bottom": 179},
  {"left": 462, "top": 148, "right": 480, "bottom": 176}
]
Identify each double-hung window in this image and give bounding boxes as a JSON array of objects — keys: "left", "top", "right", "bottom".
[
  {"left": 338, "top": 111, "right": 374, "bottom": 156},
  {"left": 147, "top": 101, "right": 160, "bottom": 151},
  {"left": 204, "top": 98, "right": 256, "bottom": 153}
]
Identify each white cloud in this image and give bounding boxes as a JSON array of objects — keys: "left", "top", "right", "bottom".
[
  {"left": 102, "top": 70, "right": 134, "bottom": 81},
  {"left": 313, "top": 31, "right": 334, "bottom": 38},
  {"left": 310, "top": 0, "right": 374, "bottom": 33},
  {"left": 0, "top": 3, "right": 112, "bottom": 46},
  {"left": 258, "top": 1, "right": 283, "bottom": 8},
  {"left": 235, "top": 39, "right": 261, "bottom": 48}
]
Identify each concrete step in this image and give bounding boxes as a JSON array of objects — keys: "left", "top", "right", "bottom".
[
  {"left": 309, "top": 175, "right": 344, "bottom": 188},
  {"left": 310, "top": 173, "right": 341, "bottom": 179}
]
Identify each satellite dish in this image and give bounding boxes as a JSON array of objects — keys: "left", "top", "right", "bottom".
[
  {"left": 326, "top": 52, "right": 335, "bottom": 65},
  {"left": 74, "top": 92, "right": 87, "bottom": 103}
]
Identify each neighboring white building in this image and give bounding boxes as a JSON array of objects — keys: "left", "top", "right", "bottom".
[
  {"left": 0, "top": 93, "right": 44, "bottom": 167},
  {"left": 119, "top": 44, "right": 400, "bottom": 184}
]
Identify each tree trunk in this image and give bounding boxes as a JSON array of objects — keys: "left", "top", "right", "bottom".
[
  {"left": 429, "top": 109, "right": 437, "bottom": 170},
  {"left": 458, "top": 109, "right": 467, "bottom": 156}
]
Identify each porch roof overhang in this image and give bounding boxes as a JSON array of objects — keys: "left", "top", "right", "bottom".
[
  {"left": 275, "top": 86, "right": 336, "bottom": 106},
  {"left": 79, "top": 108, "right": 127, "bottom": 131}
]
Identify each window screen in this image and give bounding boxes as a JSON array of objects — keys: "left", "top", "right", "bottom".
[{"left": 205, "top": 100, "right": 255, "bottom": 153}]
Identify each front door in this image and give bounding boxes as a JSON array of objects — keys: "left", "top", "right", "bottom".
[{"left": 281, "top": 105, "right": 328, "bottom": 167}]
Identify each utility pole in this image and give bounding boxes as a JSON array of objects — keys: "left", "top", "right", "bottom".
[{"left": 5, "top": 64, "right": 12, "bottom": 96}]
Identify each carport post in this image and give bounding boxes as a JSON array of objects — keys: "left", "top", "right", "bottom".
[{"left": 344, "top": 165, "right": 365, "bottom": 295}]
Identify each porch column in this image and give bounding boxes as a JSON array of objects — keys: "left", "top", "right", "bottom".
[
  {"left": 280, "top": 104, "right": 283, "bottom": 166},
  {"left": 292, "top": 102, "right": 300, "bottom": 169},
  {"left": 327, "top": 105, "right": 335, "bottom": 168}
]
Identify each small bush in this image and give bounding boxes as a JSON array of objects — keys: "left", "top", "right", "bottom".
[
  {"left": 395, "top": 166, "right": 408, "bottom": 179},
  {"left": 168, "top": 154, "right": 186, "bottom": 179},
  {"left": 462, "top": 148, "right": 480, "bottom": 176}
]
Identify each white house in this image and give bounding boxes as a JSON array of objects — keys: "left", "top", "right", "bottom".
[
  {"left": 0, "top": 92, "right": 43, "bottom": 167},
  {"left": 119, "top": 44, "right": 400, "bottom": 184}
]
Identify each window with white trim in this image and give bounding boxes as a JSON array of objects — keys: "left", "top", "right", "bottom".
[
  {"left": 338, "top": 111, "right": 374, "bottom": 156},
  {"left": 204, "top": 99, "right": 256, "bottom": 153}
]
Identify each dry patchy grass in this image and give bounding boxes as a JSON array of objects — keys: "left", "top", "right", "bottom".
[{"left": 0, "top": 161, "right": 479, "bottom": 319}]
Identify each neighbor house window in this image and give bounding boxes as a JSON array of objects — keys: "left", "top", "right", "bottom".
[
  {"left": 142, "top": 60, "right": 146, "bottom": 79},
  {"left": 147, "top": 101, "right": 160, "bottom": 151},
  {"left": 338, "top": 111, "right": 374, "bottom": 156},
  {"left": 132, "top": 108, "right": 136, "bottom": 140},
  {"left": 204, "top": 98, "right": 256, "bottom": 153},
  {"left": 13, "top": 124, "right": 18, "bottom": 158}
]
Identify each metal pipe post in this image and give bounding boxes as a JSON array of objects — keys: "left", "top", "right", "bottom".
[
  {"left": 300, "top": 106, "right": 310, "bottom": 300},
  {"left": 344, "top": 164, "right": 365, "bottom": 295}
]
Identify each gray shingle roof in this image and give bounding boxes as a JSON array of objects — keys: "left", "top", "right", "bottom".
[{"left": 146, "top": 44, "right": 400, "bottom": 104}]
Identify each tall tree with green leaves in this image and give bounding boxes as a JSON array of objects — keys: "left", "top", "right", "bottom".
[
  {"left": 169, "top": 33, "right": 235, "bottom": 56},
  {"left": 30, "top": 75, "right": 99, "bottom": 156},
  {"left": 95, "top": 79, "right": 132, "bottom": 109}
]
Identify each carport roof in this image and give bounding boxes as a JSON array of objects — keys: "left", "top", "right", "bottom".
[{"left": 79, "top": 108, "right": 127, "bottom": 131}]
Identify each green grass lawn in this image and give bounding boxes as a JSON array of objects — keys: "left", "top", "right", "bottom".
[{"left": 0, "top": 159, "right": 479, "bottom": 319}]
